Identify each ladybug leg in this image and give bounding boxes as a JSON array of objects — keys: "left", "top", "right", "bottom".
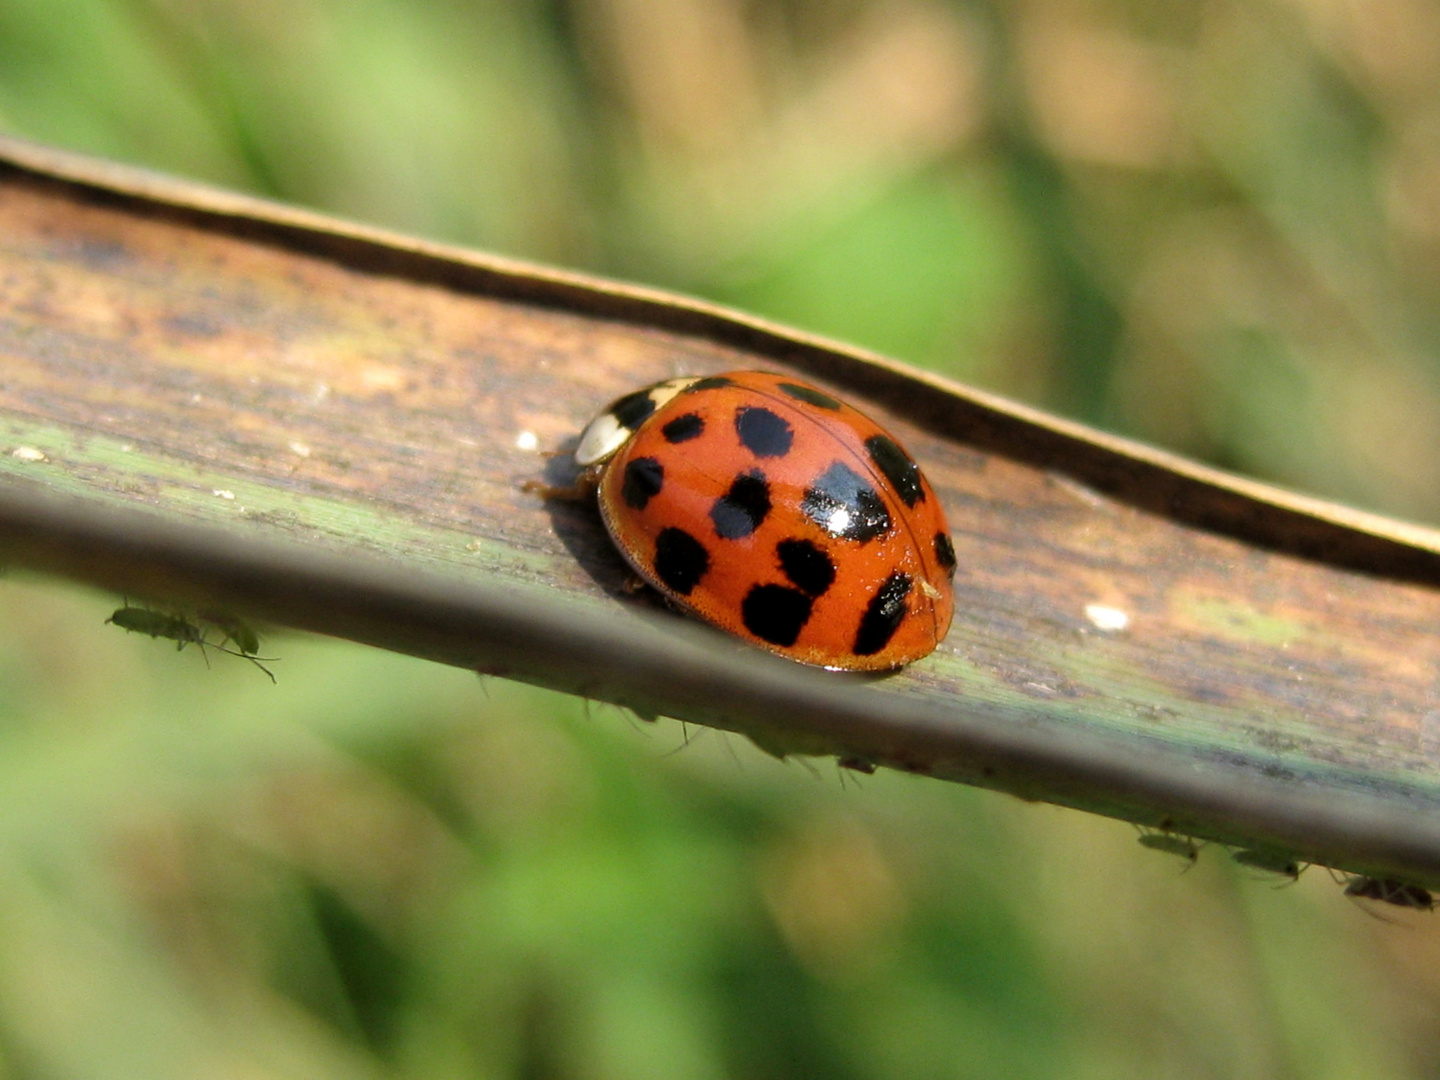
[
  {"left": 616, "top": 576, "right": 685, "bottom": 614},
  {"left": 519, "top": 463, "right": 602, "bottom": 502},
  {"left": 520, "top": 478, "right": 589, "bottom": 500}
]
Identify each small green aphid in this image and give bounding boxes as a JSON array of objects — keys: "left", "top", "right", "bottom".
[
  {"left": 107, "top": 605, "right": 277, "bottom": 682},
  {"left": 200, "top": 611, "right": 262, "bottom": 657},
  {"left": 1343, "top": 875, "right": 1434, "bottom": 912},
  {"left": 1231, "top": 848, "right": 1305, "bottom": 882},
  {"left": 1137, "top": 828, "right": 1202, "bottom": 868}
]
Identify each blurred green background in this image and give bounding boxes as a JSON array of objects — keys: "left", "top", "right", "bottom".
[{"left": 4, "top": 0, "right": 1440, "bottom": 1076}]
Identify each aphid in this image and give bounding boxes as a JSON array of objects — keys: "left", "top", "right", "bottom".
[
  {"left": 199, "top": 611, "right": 266, "bottom": 660},
  {"left": 107, "top": 605, "right": 277, "bottom": 682},
  {"left": 201, "top": 612, "right": 277, "bottom": 682},
  {"left": 1343, "top": 875, "right": 1434, "bottom": 911},
  {"left": 1231, "top": 848, "right": 1305, "bottom": 883},
  {"left": 550, "top": 371, "right": 955, "bottom": 671},
  {"left": 1137, "top": 827, "right": 1203, "bottom": 868}
]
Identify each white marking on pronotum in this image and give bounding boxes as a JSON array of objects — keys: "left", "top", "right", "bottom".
[
  {"left": 515, "top": 430, "right": 539, "bottom": 452},
  {"left": 11, "top": 446, "right": 46, "bottom": 462},
  {"left": 575, "top": 413, "right": 627, "bottom": 466},
  {"left": 1085, "top": 603, "right": 1130, "bottom": 632},
  {"left": 575, "top": 376, "right": 700, "bottom": 466}
]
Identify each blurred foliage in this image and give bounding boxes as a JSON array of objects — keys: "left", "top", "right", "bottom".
[{"left": 4, "top": 0, "right": 1440, "bottom": 1076}]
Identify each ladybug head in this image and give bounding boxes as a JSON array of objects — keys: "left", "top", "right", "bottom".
[{"left": 575, "top": 376, "right": 700, "bottom": 466}]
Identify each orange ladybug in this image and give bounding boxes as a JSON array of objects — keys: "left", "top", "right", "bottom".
[{"left": 572, "top": 371, "right": 955, "bottom": 671}]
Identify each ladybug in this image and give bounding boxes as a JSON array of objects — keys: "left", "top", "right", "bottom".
[{"left": 568, "top": 371, "right": 955, "bottom": 671}]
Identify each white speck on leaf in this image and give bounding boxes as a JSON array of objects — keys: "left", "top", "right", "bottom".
[
  {"left": 11, "top": 446, "right": 46, "bottom": 462},
  {"left": 1085, "top": 603, "right": 1130, "bottom": 632},
  {"left": 213, "top": 489, "right": 236, "bottom": 500}
]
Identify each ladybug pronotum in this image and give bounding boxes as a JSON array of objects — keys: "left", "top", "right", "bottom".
[{"left": 571, "top": 371, "right": 956, "bottom": 671}]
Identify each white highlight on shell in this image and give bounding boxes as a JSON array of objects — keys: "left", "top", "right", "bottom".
[
  {"left": 1085, "top": 603, "right": 1130, "bottom": 632},
  {"left": 515, "top": 430, "right": 539, "bottom": 452},
  {"left": 11, "top": 446, "right": 46, "bottom": 462}
]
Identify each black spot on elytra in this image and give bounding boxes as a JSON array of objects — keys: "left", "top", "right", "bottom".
[
  {"left": 710, "top": 471, "right": 772, "bottom": 540},
  {"left": 934, "top": 531, "right": 956, "bottom": 576},
  {"left": 778, "top": 382, "right": 841, "bottom": 410},
  {"left": 653, "top": 527, "right": 710, "bottom": 595},
  {"left": 854, "top": 572, "right": 912, "bottom": 655},
  {"left": 865, "top": 434, "right": 924, "bottom": 507},
  {"left": 662, "top": 413, "right": 704, "bottom": 443},
  {"left": 621, "top": 457, "right": 664, "bottom": 510},
  {"left": 610, "top": 389, "right": 660, "bottom": 430},
  {"left": 742, "top": 585, "right": 813, "bottom": 646},
  {"left": 735, "top": 406, "right": 793, "bottom": 458},
  {"left": 776, "top": 538, "right": 835, "bottom": 597},
  {"left": 687, "top": 375, "right": 735, "bottom": 392},
  {"left": 801, "top": 462, "right": 891, "bottom": 542}
]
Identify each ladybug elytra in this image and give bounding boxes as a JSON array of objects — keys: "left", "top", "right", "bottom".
[{"left": 570, "top": 371, "right": 955, "bottom": 671}]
